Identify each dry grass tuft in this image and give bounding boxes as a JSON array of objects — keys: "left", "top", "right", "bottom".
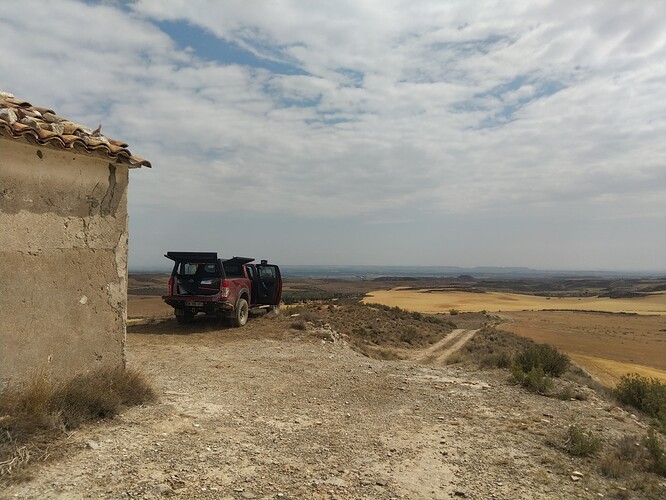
[
  {"left": 563, "top": 425, "right": 602, "bottom": 457},
  {"left": 0, "top": 366, "right": 156, "bottom": 482}
]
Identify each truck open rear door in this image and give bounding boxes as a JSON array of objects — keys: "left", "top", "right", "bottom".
[{"left": 254, "top": 263, "right": 282, "bottom": 306}]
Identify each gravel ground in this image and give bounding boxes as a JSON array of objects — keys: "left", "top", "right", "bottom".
[{"left": 4, "top": 310, "right": 662, "bottom": 499}]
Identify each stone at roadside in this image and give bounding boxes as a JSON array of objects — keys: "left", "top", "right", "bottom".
[
  {"left": 86, "top": 440, "right": 99, "bottom": 450},
  {"left": 152, "top": 484, "right": 174, "bottom": 496}
]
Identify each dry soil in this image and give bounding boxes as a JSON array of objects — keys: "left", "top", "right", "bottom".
[{"left": 4, "top": 307, "right": 664, "bottom": 499}]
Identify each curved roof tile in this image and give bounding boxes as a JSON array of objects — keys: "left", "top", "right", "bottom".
[{"left": 0, "top": 91, "right": 151, "bottom": 168}]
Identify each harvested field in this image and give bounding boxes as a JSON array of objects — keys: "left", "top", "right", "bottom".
[
  {"left": 499, "top": 311, "right": 666, "bottom": 386},
  {"left": 127, "top": 295, "right": 172, "bottom": 321},
  {"left": 363, "top": 289, "right": 666, "bottom": 315}
]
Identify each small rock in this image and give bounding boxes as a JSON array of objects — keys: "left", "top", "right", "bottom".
[
  {"left": 152, "top": 484, "right": 174, "bottom": 496},
  {"left": 571, "top": 475, "right": 581, "bottom": 482},
  {"left": 453, "top": 491, "right": 467, "bottom": 497},
  {"left": 376, "top": 479, "right": 387, "bottom": 486},
  {"left": 86, "top": 440, "right": 99, "bottom": 450},
  {"left": 324, "top": 478, "right": 347, "bottom": 487},
  {"left": 571, "top": 471, "right": 583, "bottom": 477}
]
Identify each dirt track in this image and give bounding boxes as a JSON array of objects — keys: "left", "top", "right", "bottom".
[
  {"left": 4, "top": 312, "right": 656, "bottom": 499},
  {"left": 413, "top": 329, "right": 479, "bottom": 364}
]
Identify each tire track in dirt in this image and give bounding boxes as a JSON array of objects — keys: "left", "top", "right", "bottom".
[{"left": 414, "top": 328, "right": 479, "bottom": 364}]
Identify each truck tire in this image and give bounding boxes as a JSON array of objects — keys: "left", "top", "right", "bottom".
[{"left": 232, "top": 298, "right": 249, "bottom": 327}]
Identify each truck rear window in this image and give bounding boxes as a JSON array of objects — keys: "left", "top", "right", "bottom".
[
  {"left": 178, "top": 263, "right": 219, "bottom": 276},
  {"left": 223, "top": 262, "right": 245, "bottom": 278}
]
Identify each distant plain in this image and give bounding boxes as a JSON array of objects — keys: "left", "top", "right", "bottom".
[{"left": 129, "top": 273, "right": 666, "bottom": 385}]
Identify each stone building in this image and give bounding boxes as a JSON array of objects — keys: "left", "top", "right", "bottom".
[{"left": 0, "top": 91, "right": 150, "bottom": 384}]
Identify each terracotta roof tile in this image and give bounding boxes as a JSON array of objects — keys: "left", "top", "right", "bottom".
[{"left": 0, "top": 91, "right": 150, "bottom": 168}]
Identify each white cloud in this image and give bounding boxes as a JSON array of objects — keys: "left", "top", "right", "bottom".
[{"left": 1, "top": 0, "right": 665, "bottom": 268}]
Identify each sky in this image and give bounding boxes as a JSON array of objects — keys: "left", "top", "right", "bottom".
[{"left": 1, "top": 0, "right": 665, "bottom": 272}]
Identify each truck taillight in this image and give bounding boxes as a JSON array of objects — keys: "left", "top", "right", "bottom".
[
  {"left": 168, "top": 277, "right": 174, "bottom": 295},
  {"left": 220, "top": 279, "right": 230, "bottom": 298}
]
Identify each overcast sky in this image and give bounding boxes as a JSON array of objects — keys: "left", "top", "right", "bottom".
[{"left": 2, "top": 1, "right": 665, "bottom": 271}]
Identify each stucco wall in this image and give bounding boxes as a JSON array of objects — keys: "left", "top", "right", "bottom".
[{"left": 0, "top": 138, "right": 130, "bottom": 385}]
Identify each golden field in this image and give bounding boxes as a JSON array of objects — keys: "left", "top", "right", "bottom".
[{"left": 363, "top": 289, "right": 666, "bottom": 315}]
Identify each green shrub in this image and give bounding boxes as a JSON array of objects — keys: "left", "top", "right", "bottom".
[
  {"left": 564, "top": 425, "right": 602, "bottom": 457},
  {"left": 449, "top": 309, "right": 459, "bottom": 315},
  {"left": 515, "top": 343, "right": 569, "bottom": 377},
  {"left": 512, "top": 365, "right": 553, "bottom": 394},
  {"left": 614, "top": 374, "right": 666, "bottom": 430},
  {"left": 643, "top": 429, "right": 666, "bottom": 477}
]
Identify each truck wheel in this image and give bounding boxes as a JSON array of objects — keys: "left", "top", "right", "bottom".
[
  {"left": 233, "top": 298, "right": 249, "bottom": 327},
  {"left": 176, "top": 310, "right": 194, "bottom": 324}
]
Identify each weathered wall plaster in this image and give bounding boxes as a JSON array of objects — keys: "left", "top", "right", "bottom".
[{"left": 0, "top": 138, "right": 130, "bottom": 384}]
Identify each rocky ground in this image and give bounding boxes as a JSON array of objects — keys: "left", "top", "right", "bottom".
[{"left": 4, "top": 305, "right": 664, "bottom": 499}]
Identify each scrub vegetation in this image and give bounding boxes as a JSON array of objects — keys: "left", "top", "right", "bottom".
[{"left": 0, "top": 366, "right": 156, "bottom": 481}]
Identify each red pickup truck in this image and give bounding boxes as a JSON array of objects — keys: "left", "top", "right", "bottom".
[{"left": 162, "top": 252, "right": 282, "bottom": 326}]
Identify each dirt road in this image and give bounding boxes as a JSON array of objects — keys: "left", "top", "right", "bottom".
[
  {"left": 4, "top": 314, "right": 652, "bottom": 499},
  {"left": 413, "top": 329, "right": 478, "bottom": 365}
]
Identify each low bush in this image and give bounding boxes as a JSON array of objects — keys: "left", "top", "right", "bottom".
[
  {"left": 1, "top": 366, "right": 156, "bottom": 480},
  {"left": 643, "top": 429, "right": 666, "bottom": 477},
  {"left": 601, "top": 432, "right": 666, "bottom": 482},
  {"left": 564, "top": 425, "right": 602, "bottom": 457},
  {"left": 514, "top": 343, "right": 570, "bottom": 377},
  {"left": 614, "top": 374, "right": 666, "bottom": 431},
  {"left": 422, "top": 315, "right": 444, "bottom": 325},
  {"left": 512, "top": 365, "right": 553, "bottom": 394},
  {"left": 290, "top": 320, "right": 307, "bottom": 331}
]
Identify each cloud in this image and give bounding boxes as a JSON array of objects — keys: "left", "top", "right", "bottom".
[{"left": 1, "top": 0, "right": 665, "bottom": 268}]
